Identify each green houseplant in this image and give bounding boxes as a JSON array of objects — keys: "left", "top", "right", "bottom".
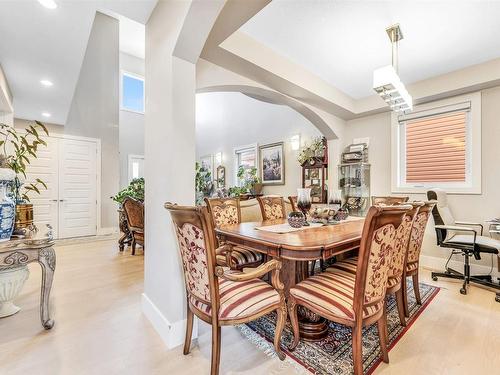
[
  {"left": 237, "top": 166, "right": 262, "bottom": 195},
  {"left": 111, "top": 178, "right": 145, "bottom": 205},
  {"left": 0, "top": 121, "right": 49, "bottom": 239},
  {"left": 195, "top": 162, "right": 213, "bottom": 205}
]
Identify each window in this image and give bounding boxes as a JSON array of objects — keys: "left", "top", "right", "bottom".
[
  {"left": 392, "top": 93, "right": 481, "bottom": 194},
  {"left": 234, "top": 144, "right": 257, "bottom": 186},
  {"left": 121, "top": 71, "right": 144, "bottom": 113}
]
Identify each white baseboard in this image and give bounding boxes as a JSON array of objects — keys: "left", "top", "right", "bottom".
[
  {"left": 420, "top": 254, "right": 500, "bottom": 278},
  {"left": 141, "top": 293, "right": 197, "bottom": 349},
  {"left": 97, "top": 226, "right": 119, "bottom": 236}
]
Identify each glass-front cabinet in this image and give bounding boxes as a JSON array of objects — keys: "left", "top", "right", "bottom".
[{"left": 338, "top": 163, "right": 370, "bottom": 216}]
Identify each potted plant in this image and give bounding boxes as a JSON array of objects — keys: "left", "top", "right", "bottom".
[
  {"left": 0, "top": 121, "right": 49, "bottom": 240},
  {"left": 237, "top": 166, "right": 262, "bottom": 195},
  {"left": 111, "top": 177, "right": 145, "bottom": 205},
  {"left": 195, "top": 162, "right": 213, "bottom": 205}
]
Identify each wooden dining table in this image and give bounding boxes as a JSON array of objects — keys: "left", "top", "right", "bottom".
[{"left": 215, "top": 217, "right": 365, "bottom": 341}]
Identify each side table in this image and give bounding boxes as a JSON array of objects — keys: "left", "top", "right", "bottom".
[{"left": 0, "top": 234, "right": 56, "bottom": 329}]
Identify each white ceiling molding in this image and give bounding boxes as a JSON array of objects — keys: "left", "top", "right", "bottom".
[{"left": 199, "top": 0, "right": 500, "bottom": 121}]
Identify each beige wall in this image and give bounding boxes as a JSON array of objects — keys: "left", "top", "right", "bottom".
[{"left": 344, "top": 87, "right": 500, "bottom": 273}]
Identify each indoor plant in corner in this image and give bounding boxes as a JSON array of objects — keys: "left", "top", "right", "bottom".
[{"left": 0, "top": 120, "right": 49, "bottom": 318}]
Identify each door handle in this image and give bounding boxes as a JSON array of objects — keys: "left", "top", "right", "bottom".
[
  {"left": 51, "top": 199, "right": 58, "bottom": 202},
  {"left": 59, "top": 199, "right": 65, "bottom": 202}
]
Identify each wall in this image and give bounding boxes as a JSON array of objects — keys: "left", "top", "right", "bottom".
[
  {"left": 0, "top": 63, "right": 14, "bottom": 126},
  {"left": 64, "top": 12, "right": 119, "bottom": 230},
  {"left": 344, "top": 87, "right": 500, "bottom": 273},
  {"left": 119, "top": 52, "right": 145, "bottom": 188},
  {"left": 196, "top": 91, "right": 322, "bottom": 197}
]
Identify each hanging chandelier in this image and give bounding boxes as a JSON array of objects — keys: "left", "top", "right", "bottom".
[{"left": 373, "top": 24, "right": 412, "bottom": 113}]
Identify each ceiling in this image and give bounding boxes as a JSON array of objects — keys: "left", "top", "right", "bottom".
[
  {"left": 241, "top": 0, "right": 500, "bottom": 99},
  {"left": 0, "top": 0, "right": 155, "bottom": 125}
]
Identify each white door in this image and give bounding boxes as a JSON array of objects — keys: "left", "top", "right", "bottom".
[
  {"left": 58, "top": 139, "right": 97, "bottom": 239},
  {"left": 26, "top": 137, "right": 59, "bottom": 237},
  {"left": 128, "top": 154, "right": 144, "bottom": 182}
]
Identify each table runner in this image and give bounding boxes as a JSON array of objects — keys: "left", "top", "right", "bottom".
[{"left": 255, "top": 216, "right": 363, "bottom": 234}]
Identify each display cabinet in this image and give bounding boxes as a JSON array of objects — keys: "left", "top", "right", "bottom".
[
  {"left": 302, "top": 157, "right": 328, "bottom": 203},
  {"left": 338, "top": 162, "right": 370, "bottom": 216}
]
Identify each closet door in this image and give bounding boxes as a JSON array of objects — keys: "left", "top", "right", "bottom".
[
  {"left": 58, "top": 139, "right": 97, "bottom": 239},
  {"left": 25, "top": 137, "right": 59, "bottom": 237}
]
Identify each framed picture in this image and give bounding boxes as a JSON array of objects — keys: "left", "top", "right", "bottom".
[
  {"left": 216, "top": 166, "right": 226, "bottom": 188},
  {"left": 199, "top": 155, "right": 214, "bottom": 179},
  {"left": 259, "top": 142, "right": 285, "bottom": 185}
]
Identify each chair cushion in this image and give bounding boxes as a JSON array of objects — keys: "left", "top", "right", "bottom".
[
  {"left": 445, "top": 234, "right": 500, "bottom": 254},
  {"left": 216, "top": 246, "right": 263, "bottom": 268},
  {"left": 189, "top": 277, "right": 280, "bottom": 321},
  {"left": 290, "top": 268, "right": 383, "bottom": 321}
]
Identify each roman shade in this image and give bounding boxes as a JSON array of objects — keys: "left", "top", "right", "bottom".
[{"left": 402, "top": 109, "right": 468, "bottom": 183}]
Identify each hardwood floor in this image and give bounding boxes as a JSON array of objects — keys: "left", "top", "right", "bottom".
[{"left": 0, "top": 239, "right": 499, "bottom": 374}]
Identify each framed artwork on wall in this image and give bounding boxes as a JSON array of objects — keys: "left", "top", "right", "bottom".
[
  {"left": 259, "top": 142, "right": 285, "bottom": 185},
  {"left": 199, "top": 154, "right": 214, "bottom": 179}
]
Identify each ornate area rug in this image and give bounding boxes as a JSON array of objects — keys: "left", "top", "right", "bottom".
[{"left": 239, "top": 281, "right": 439, "bottom": 375}]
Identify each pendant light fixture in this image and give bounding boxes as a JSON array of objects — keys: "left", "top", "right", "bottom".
[{"left": 373, "top": 24, "right": 412, "bottom": 113}]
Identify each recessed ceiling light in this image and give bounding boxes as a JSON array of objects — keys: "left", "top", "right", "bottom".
[
  {"left": 41, "top": 112, "right": 51, "bottom": 118},
  {"left": 40, "top": 79, "right": 53, "bottom": 87},
  {"left": 38, "top": 0, "right": 57, "bottom": 9}
]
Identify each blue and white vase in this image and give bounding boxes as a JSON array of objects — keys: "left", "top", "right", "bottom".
[{"left": 0, "top": 168, "right": 16, "bottom": 242}]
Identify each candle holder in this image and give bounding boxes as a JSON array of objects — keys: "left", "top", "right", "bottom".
[{"left": 297, "top": 188, "right": 312, "bottom": 226}]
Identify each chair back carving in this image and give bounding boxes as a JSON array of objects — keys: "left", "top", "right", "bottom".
[
  {"left": 165, "top": 204, "right": 219, "bottom": 312},
  {"left": 257, "top": 196, "right": 286, "bottom": 220},
  {"left": 371, "top": 196, "right": 409, "bottom": 206},
  {"left": 122, "top": 197, "right": 144, "bottom": 231},
  {"left": 288, "top": 196, "right": 298, "bottom": 212},
  {"left": 407, "top": 201, "right": 436, "bottom": 264},
  {"left": 205, "top": 197, "right": 241, "bottom": 228},
  {"left": 354, "top": 205, "right": 411, "bottom": 311},
  {"left": 387, "top": 203, "right": 423, "bottom": 283}
]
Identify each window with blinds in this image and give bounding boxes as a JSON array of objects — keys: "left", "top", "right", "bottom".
[{"left": 405, "top": 111, "right": 467, "bottom": 183}]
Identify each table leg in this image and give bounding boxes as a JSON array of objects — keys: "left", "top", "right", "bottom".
[
  {"left": 281, "top": 259, "right": 328, "bottom": 341},
  {"left": 38, "top": 247, "right": 55, "bottom": 330}
]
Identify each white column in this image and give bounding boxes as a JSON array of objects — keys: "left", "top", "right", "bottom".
[{"left": 142, "top": 0, "right": 224, "bottom": 349}]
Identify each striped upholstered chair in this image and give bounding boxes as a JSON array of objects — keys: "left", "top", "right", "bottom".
[
  {"left": 402, "top": 201, "right": 436, "bottom": 316},
  {"left": 205, "top": 197, "right": 263, "bottom": 270},
  {"left": 165, "top": 203, "right": 287, "bottom": 375},
  {"left": 257, "top": 196, "right": 287, "bottom": 220},
  {"left": 288, "top": 205, "right": 411, "bottom": 375},
  {"left": 330, "top": 202, "right": 422, "bottom": 327}
]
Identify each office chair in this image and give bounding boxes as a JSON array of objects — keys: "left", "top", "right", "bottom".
[{"left": 427, "top": 189, "right": 500, "bottom": 302}]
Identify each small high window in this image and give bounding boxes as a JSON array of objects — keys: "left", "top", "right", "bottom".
[{"left": 121, "top": 71, "right": 144, "bottom": 114}]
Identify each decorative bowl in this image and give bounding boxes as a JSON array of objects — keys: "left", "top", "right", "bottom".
[
  {"left": 288, "top": 211, "right": 305, "bottom": 228},
  {"left": 334, "top": 208, "right": 349, "bottom": 221}
]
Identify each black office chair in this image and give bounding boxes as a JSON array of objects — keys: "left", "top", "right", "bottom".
[{"left": 427, "top": 189, "right": 500, "bottom": 302}]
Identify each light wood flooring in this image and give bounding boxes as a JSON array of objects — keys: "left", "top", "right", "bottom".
[{"left": 1, "top": 239, "right": 499, "bottom": 375}]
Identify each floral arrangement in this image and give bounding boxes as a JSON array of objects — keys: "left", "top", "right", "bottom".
[{"left": 297, "top": 136, "right": 326, "bottom": 165}]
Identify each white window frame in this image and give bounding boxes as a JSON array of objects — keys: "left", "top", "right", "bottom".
[
  {"left": 120, "top": 70, "right": 145, "bottom": 114},
  {"left": 391, "top": 92, "right": 481, "bottom": 195},
  {"left": 233, "top": 143, "right": 258, "bottom": 187},
  {"left": 128, "top": 154, "right": 144, "bottom": 183}
]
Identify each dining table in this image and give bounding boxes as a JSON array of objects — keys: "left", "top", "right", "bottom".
[{"left": 215, "top": 217, "right": 365, "bottom": 342}]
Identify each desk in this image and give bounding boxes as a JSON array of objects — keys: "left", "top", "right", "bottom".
[
  {"left": 216, "top": 218, "right": 364, "bottom": 341},
  {"left": 0, "top": 236, "right": 55, "bottom": 329}
]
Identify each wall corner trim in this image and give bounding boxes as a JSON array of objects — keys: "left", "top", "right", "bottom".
[{"left": 141, "top": 293, "right": 189, "bottom": 349}]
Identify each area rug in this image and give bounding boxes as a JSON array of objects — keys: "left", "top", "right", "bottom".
[{"left": 238, "top": 281, "right": 439, "bottom": 375}]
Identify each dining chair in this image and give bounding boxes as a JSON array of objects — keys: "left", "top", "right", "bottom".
[
  {"left": 402, "top": 201, "right": 436, "bottom": 316},
  {"left": 165, "top": 203, "right": 287, "bottom": 375},
  {"left": 287, "top": 205, "right": 412, "bottom": 375},
  {"left": 331, "top": 203, "right": 422, "bottom": 327},
  {"left": 257, "top": 196, "right": 287, "bottom": 220},
  {"left": 122, "top": 197, "right": 144, "bottom": 255},
  {"left": 205, "top": 197, "right": 263, "bottom": 270},
  {"left": 372, "top": 196, "right": 409, "bottom": 205}
]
